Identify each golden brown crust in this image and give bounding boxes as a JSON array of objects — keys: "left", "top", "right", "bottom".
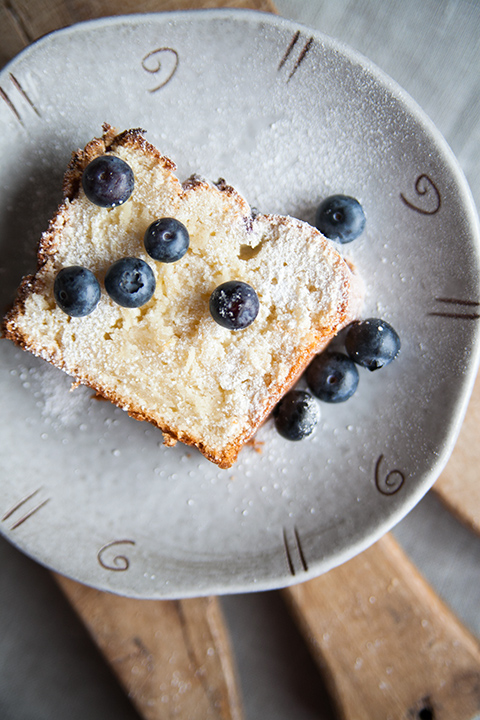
[
  {"left": 62, "top": 124, "right": 176, "bottom": 200},
  {"left": 2, "top": 275, "right": 34, "bottom": 340}
]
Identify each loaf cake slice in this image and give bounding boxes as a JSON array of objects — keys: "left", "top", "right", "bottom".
[{"left": 3, "top": 125, "right": 362, "bottom": 468}]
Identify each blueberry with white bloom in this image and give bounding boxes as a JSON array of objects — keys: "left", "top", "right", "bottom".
[
  {"left": 315, "top": 194, "right": 366, "bottom": 244},
  {"left": 144, "top": 218, "right": 190, "bottom": 263},
  {"left": 82, "top": 155, "right": 134, "bottom": 208},
  {"left": 105, "top": 257, "right": 155, "bottom": 308},
  {"left": 345, "top": 318, "right": 401, "bottom": 371},
  {"left": 209, "top": 280, "right": 259, "bottom": 330},
  {"left": 274, "top": 390, "right": 320, "bottom": 441},
  {"left": 54, "top": 266, "right": 101, "bottom": 317}
]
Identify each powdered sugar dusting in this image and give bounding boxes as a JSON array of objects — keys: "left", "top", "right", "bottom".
[
  {"left": 13, "top": 361, "right": 94, "bottom": 428},
  {"left": 8, "top": 132, "right": 358, "bottom": 466}
]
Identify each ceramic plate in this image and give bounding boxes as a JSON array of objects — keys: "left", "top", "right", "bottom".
[{"left": 1, "top": 10, "right": 479, "bottom": 598}]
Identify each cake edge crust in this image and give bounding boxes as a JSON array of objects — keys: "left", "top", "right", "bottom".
[{"left": 2, "top": 124, "right": 360, "bottom": 468}]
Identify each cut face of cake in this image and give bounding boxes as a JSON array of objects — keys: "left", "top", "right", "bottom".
[{"left": 3, "top": 125, "right": 362, "bottom": 468}]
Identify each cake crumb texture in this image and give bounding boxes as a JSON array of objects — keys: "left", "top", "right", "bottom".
[{"left": 3, "top": 125, "right": 361, "bottom": 468}]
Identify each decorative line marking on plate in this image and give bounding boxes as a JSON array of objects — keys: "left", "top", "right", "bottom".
[
  {"left": 141, "top": 48, "right": 179, "bottom": 92},
  {"left": 375, "top": 455, "right": 405, "bottom": 495},
  {"left": 428, "top": 298, "right": 480, "bottom": 320},
  {"left": 278, "top": 31, "right": 314, "bottom": 81},
  {"left": 1, "top": 488, "right": 50, "bottom": 530},
  {"left": 98, "top": 539, "right": 136, "bottom": 571},
  {"left": 278, "top": 30, "right": 300, "bottom": 69},
  {"left": 0, "top": 85, "right": 22, "bottom": 125},
  {"left": 294, "top": 527, "right": 308, "bottom": 571},
  {"left": 400, "top": 174, "right": 441, "bottom": 215},
  {"left": 283, "top": 526, "right": 308, "bottom": 576},
  {"left": 0, "top": 74, "right": 41, "bottom": 126},
  {"left": 9, "top": 74, "right": 41, "bottom": 116}
]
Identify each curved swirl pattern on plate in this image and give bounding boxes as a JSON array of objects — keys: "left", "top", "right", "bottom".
[{"left": 0, "top": 10, "right": 479, "bottom": 598}]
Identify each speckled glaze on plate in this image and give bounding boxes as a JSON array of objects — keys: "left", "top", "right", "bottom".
[{"left": 1, "top": 10, "right": 479, "bottom": 599}]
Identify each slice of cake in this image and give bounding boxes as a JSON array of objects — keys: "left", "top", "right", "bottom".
[{"left": 3, "top": 125, "right": 362, "bottom": 468}]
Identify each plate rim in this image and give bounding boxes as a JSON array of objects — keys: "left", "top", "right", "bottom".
[{"left": 1, "top": 8, "right": 480, "bottom": 598}]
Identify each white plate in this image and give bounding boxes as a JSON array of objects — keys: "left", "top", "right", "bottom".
[{"left": 1, "top": 9, "right": 479, "bottom": 599}]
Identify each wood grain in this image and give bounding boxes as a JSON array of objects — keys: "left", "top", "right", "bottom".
[
  {"left": 433, "top": 368, "right": 480, "bottom": 534},
  {"left": 283, "top": 533, "right": 480, "bottom": 720},
  {"left": 55, "top": 575, "right": 243, "bottom": 720}
]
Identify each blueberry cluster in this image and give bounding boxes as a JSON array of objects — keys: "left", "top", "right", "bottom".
[
  {"left": 54, "top": 257, "right": 156, "bottom": 316},
  {"left": 56, "top": 165, "right": 399, "bottom": 443},
  {"left": 274, "top": 192, "right": 399, "bottom": 441},
  {"left": 54, "top": 156, "right": 260, "bottom": 329},
  {"left": 274, "top": 319, "right": 401, "bottom": 441},
  {"left": 55, "top": 155, "right": 191, "bottom": 315}
]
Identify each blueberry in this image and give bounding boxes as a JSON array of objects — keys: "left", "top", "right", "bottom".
[
  {"left": 144, "top": 218, "right": 190, "bottom": 263},
  {"left": 306, "top": 351, "right": 359, "bottom": 403},
  {"left": 345, "top": 318, "right": 401, "bottom": 371},
  {"left": 82, "top": 155, "right": 134, "bottom": 208},
  {"left": 274, "top": 390, "right": 320, "bottom": 441},
  {"left": 104, "top": 257, "right": 155, "bottom": 308},
  {"left": 54, "top": 265, "right": 101, "bottom": 317},
  {"left": 315, "top": 194, "right": 366, "bottom": 244},
  {"left": 209, "top": 280, "right": 259, "bottom": 330}
]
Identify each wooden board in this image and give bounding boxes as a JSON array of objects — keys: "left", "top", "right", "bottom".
[
  {"left": 55, "top": 575, "right": 243, "bottom": 720},
  {"left": 283, "top": 533, "right": 480, "bottom": 720},
  {"left": 433, "top": 368, "right": 480, "bottom": 534}
]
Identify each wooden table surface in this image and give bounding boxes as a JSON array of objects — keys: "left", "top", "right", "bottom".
[{"left": 1, "top": 1, "right": 480, "bottom": 719}]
